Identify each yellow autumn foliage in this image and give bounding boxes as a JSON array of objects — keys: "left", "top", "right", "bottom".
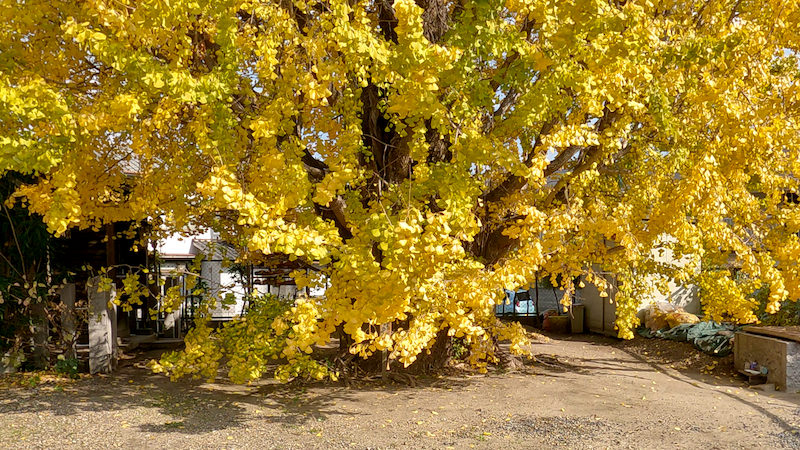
[{"left": 3, "top": 0, "right": 800, "bottom": 380}]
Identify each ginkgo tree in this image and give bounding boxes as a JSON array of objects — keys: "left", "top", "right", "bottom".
[{"left": 2, "top": 0, "right": 800, "bottom": 381}]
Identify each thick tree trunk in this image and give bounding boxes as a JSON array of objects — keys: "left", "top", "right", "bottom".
[{"left": 405, "top": 328, "right": 451, "bottom": 374}]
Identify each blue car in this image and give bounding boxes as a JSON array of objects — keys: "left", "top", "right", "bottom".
[{"left": 495, "top": 288, "right": 537, "bottom": 317}]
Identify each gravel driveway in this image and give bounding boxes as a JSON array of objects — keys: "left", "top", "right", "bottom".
[{"left": 3, "top": 334, "right": 800, "bottom": 449}]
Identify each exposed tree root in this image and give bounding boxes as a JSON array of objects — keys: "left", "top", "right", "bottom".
[
  {"left": 387, "top": 371, "right": 416, "bottom": 387},
  {"left": 494, "top": 343, "right": 524, "bottom": 372},
  {"left": 530, "top": 353, "right": 587, "bottom": 373}
]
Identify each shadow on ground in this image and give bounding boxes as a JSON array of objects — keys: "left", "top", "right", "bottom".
[{"left": 1, "top": 350, "right": 476, "bottom": 436}]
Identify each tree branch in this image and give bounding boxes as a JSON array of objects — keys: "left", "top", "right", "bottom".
[
  {"left": 542, "top": 107, "right": 622, "bottom": 206},
  {"left": 482, "top": 88, "right": 520, "bottom": 135},
  {"left": 298, "top": 149, "right": 353, "bottom": 240},
  {"left": 482, "top": 116, "right": 560, "bottom": 203}
]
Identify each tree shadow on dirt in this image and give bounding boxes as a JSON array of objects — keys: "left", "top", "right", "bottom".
[
  {"left": 522, "top": 346, "right": 673, "bottom": 383},
  {"left": 616, "top": 345, "right": 800, "bottom": 436},
  {"left": 523, "top": 333, "right": 800, "bottom": 446},
  {"left": 0, "top": 353, "right": 476, "bottom": 436},
  {"left": 535, "top": 332, "right": 738, "bottom": 380}
]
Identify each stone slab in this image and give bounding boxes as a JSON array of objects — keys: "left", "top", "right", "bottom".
[
  {"left": 741, "top": 326, "right": 800, "bottom": 344},
  {"left": 87, "top": 277, "right": 117, "bottom": 374}
]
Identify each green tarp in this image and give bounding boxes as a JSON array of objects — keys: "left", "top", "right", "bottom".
[{"left": 637, "top": 321, "right": 739, "bottom": 357}]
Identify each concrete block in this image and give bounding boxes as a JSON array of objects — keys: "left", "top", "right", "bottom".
[{"left": 735, "top": 331, "right": 800, "bottom": 392}]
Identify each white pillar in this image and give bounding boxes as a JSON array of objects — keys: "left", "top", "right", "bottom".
[{"left": 88, "top": 277, "right": 117, "bottom": 374}]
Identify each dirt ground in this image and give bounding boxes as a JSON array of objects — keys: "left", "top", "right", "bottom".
[{"left": 2, "top": 333, "right": 800, "bottom": 449}]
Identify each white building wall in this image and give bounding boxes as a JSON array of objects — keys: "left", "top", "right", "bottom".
[
  {"left": 579, "top": 237, "right": 703, "bottom": 336},
  {"left": 215, "top": 270, "right": 246, "bottom": 318},
  {"left": 639, "top": 242, "right": 701, "bottom": 315}
]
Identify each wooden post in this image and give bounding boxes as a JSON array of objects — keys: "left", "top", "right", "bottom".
[
  {"left": 380, "top": 322, "right": 391, "bottom": 381},
  {"left": 104, "top": 222, "right": 118, "bottom": 355},
  {"left": 305, "top": 268, "right": 310, "bottom": 297},
  {"left": 60, "top": 283, "right": 77, "bottom": 360},
  {"left": 30, "top": 299, "right": 49, "bottom": 369},
  {"left": 88, "top": 276, "right": 117, "bottom": 374},
  {"left": 535, "top": 273, "right": 540, "bottom": 327},
  {"left": 105, "top": 223, "right": 116, "bottom": 273}
]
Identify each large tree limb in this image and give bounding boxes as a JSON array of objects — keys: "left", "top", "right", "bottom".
[
  {"left": 541, "top": 107, "right": 623, "bottom": 206},
  {"left": 541, "top": 145, "right": 604, "bottom": 207},
  {"left": 415, "top": 0, "right": 451, "bottom": 43},
  {"left": 377, "top": 0, "right": 399, "bottom": 43},
  {"left": 299, "top": 143, "right": 354, "bottom": 240},
  {"left": 483, "top": 106, "right": 619, "bottom": 204},
  {"left": 314, "top": 196, "right": 353, "bottom": 240},
  {"left": 473, "top": 108, "right": 624, "bottom": 264},
  {"left": 482, "top": 88, "right": 521, "bottom": 135},
  {"left": 482, "top": 117, "right": 560, "bottom": 203},
  {"left": 488, "top": 18, "right": 537, "bottom": 92}
]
